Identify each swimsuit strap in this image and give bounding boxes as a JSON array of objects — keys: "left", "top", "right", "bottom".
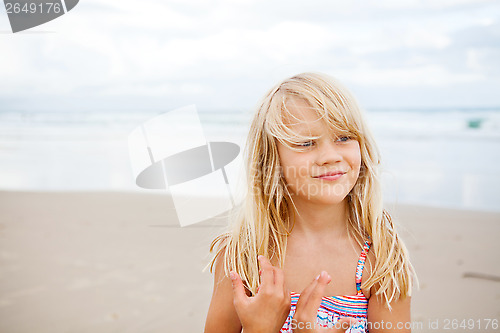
[{"left": 355, "top": 240, "right": 372, "bottom": 295}]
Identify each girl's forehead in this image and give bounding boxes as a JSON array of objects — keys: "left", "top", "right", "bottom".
[
  {"left": 282, "top": 98, "right": 321, "bottom": 124},
  {"left": 281, "top": 98, "right": 335, "bottom": 134}
]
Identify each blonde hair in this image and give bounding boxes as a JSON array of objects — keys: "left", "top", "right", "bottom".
[{"left": 207, "top": 72, "right": 416, "bottom": 309}]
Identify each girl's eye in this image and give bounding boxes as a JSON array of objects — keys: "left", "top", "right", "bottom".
[
  {"left": 295, "top": 137, "right": 351, "bottom": 148},
  {"left": 336, "top": 136, "right": 351, "bottom": 142},
  {"left": 298, "top": 141, "right": 314, "bottom": 147}
]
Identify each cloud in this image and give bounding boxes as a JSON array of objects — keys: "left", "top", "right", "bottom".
[{"left": 0, "top": 0, "right": 499, "bottom": 110}]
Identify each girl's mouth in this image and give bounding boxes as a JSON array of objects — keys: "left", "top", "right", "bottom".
[{"left": 315, "top": 173, "right": 345, "bottom": 181}]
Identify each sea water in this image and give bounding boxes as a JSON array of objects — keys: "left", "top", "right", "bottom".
[{"left": 0, "top": 108, "right": 499, "bottom": 212}]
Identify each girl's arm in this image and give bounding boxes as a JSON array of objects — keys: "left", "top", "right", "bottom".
[
  {"left": 204, "top": 253, "right": 242, "bottom": 333},
  {"left": 367, "top": 294, "right": 411, "bottom": 333},
  {"left": 364, "top": 251, "right": 412, "bottom": 333}
]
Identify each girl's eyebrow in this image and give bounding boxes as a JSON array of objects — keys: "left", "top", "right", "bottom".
[
  {"left": 288, "top": 118, "right": 348, "bottom": 137},
  {"left": 294, "top": 127, "right": 344, "bottom": 137},
  {"left": 295, "top": 129, "right": 318, "bottom": 136}
]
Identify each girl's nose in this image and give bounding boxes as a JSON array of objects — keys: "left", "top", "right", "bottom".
[{"left": 315, "top": 139, "right": 342, "bottom": 166}]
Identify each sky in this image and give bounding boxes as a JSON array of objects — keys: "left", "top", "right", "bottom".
[{"left": 1, "top": 0, "right": 499, "bottom": 112}]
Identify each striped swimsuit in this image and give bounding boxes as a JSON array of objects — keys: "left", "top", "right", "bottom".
[{"left": 280, "top": 240, "right": 372, "bottom": 333}]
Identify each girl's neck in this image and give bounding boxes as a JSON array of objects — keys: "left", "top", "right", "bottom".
[{"left": 288, "top": 198, "right": 349, "bottom": 240}]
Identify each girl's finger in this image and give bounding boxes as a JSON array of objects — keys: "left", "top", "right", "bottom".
[
  {"left": 274, "top": 266, "right": 285, "bottom": 290},
  {"left": 257, "top": 255, "right": 275, "bottom": 292},
  {"left": 229, "top": 271, "right": 248, "bottom": 306},
  {"left": 296, "top": 271, "right": 331, "bottom": 320},
  {"left": 305, "top": 271, "right": 331, "bottom": 309},
  {"left": 294, "top": 272, "right": 321, "bottom": 309}
]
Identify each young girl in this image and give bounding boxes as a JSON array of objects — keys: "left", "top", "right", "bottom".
[{"left": 204, "top": 72, "right": 416, "bottom": 333}]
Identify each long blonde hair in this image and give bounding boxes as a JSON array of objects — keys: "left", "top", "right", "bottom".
[{"left": 207, "top": 72, "right": 416, "bottom": 309}]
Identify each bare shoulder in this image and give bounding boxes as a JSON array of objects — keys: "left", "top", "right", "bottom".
[
  {"left": 361, "top": 245, "right": 376, "bottom": 299},
  {"left": 367, "top": 293, "right": 411, "bottom": 333},
  {"left": 363, "top": 241, "right": 412, "bottom": 331},
  {"left": 204, "top": 249, "right": 242, "bottom": 333}
]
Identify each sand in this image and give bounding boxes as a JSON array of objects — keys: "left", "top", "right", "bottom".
[{"left": 0, "top": 191, "right": 499, "bottom": 333}]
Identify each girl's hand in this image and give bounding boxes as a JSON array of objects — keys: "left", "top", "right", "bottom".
[
  {"left": 293, "top": 271, "right": 358, "bottom": 333},
  {"left": 229, "top": 255, "right": 291, "bottom": 333}
]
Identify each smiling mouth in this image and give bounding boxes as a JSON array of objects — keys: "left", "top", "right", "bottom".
[{"left": 314, "top": 172, "right": 346, "bottom": 181}]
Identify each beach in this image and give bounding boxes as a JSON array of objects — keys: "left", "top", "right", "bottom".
[{"left": 0, "top": 191, "right": 499, "bottom": 333}]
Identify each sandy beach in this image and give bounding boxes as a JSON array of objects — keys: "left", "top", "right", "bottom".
[{"left": 0, "top": 191, "right": 499, "bottom": 333}]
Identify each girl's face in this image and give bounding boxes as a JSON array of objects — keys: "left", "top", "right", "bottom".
[{"left": 276, "top": 98, "right": 362, "bottom": 206}]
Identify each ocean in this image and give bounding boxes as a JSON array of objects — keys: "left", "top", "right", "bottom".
[{"left": 0, "top": 107, "right": 499, "bottom": 212}]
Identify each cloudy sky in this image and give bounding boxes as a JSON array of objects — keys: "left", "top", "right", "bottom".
[{"left": 1, "top": 0, "right": 499, "bottom": 112}]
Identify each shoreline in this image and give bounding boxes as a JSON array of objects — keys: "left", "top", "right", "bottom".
[{"left": 2, "top": 188, "right": 500, "bottom": 213}]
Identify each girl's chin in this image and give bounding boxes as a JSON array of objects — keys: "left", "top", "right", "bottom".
[
  {"left": 315, "top": 196, "right": 349, "bottom": 205},
  {"left": 293, "top": 194, "right": 349, "bottom": 205}
]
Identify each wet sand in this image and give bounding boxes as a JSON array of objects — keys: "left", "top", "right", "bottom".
[{"left": 0, "top": 191, "right": 499, "bottom": 332}]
